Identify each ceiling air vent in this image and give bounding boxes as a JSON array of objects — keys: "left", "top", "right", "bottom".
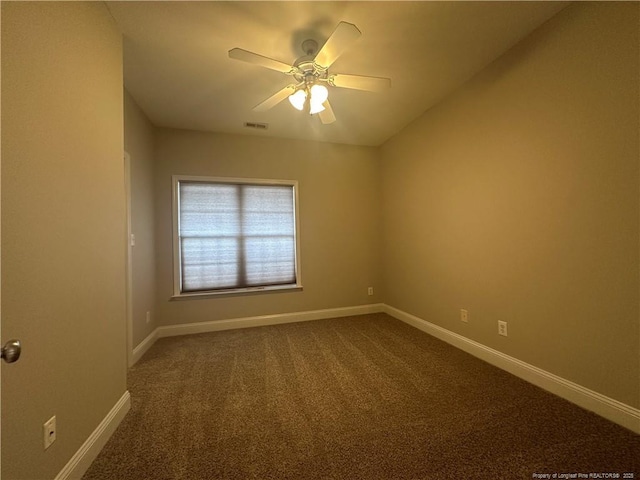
[{"left": 244, "top": 122, "right": 269, "bottom": 130}]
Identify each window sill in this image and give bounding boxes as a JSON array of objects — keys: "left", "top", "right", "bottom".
[{"left": 171, "top": 284, "right": 303, "bottom": 300}]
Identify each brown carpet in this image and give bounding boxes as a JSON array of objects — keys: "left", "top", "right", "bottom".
[{"left": 83, "top": 313, "right": 638, "bottom": 479}]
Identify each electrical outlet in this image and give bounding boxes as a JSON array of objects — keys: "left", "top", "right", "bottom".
[
  {"left": 44, "top": 416, "right": 56, "bottom": 450},
  {"left": 498, "top": 320, "right": 508, "bottom": 337},
  {"left": 460, "top": 309, "right": 468, "bottom": 323},
  {"left": 367, "top": 287, "right": 374, "bottom": 296},
  {"left": 146, "top": 311, "right": 151, "bottom": 324}
]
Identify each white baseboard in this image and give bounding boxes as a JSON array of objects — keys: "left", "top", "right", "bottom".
[
  {"left": 156, "top": 303, "right": 385, "bottom": 338},
  {"left": 383, "top": 304, "right": 640, "bottom": 434},
  {"left": 132, "top": 328, "right": 159, "bottom": 365},
  {"left": 55, "top": 391, "right": 131, "bottom": 480}
]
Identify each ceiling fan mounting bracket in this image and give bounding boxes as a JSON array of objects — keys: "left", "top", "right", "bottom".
[{"left": 301, "top": 39, "right": 318, "bottom": 56}]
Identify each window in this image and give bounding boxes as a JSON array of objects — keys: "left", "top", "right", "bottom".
[{"left": 172, "top": 176, "right": 302, "bottom": 297}]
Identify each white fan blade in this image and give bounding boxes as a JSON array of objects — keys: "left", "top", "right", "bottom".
[
  {"left": 314, "top": 22, "right": 361, "bottom": 69},
  {"left": 330, "top": 73, "right": 391, "bottom": 92},
  {"left": 229, "top": 48, "right": 297, "bottom": 75},
  {"left": 318, "top": 100, "right": 336, "bottom": 124},
  {"left": 253, "top": 84, "right": 297, "bottom": 112}
]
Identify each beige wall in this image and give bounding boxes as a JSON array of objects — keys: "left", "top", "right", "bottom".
[
  {"left": 1, "top": 2, "right": 127, "bottom": 478},
  {"left": 380, "top": 2, "right": 639, "bottom": 408},
  {"left": 154, "top": 129, "right": 382, "bottom": 327},
  {"left": 2, "top": 2, "right": 637, "bottom": 477},
  {"left": 125, "top": 90, "right": 157, "bottom": 348}
]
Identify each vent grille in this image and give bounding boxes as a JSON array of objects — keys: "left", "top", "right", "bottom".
[{"left": 244, "top": 122, "right": 269, "bottom": 130}]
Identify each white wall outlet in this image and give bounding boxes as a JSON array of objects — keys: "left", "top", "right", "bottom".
[
  {"left": 367, "top": 287, "right": 374, "bottom": 296},
  {"left": 146, "top": 311, "right": 151, "bottom": 324},
  {"left": 43, "top": 416, "right": 56, "bottom": 450},
  {"left": 460, "top": 309, "right": 469, "bottom": 323},
  {"left": 498, "top": 320, "right": 508, "bottom": 337}
]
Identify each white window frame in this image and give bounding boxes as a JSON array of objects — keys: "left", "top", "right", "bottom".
[{"left": 172, "top": 175, "right": 303, "bottom": 299}]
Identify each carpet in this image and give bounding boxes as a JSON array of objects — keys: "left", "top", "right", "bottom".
[{"left": 83, "top": 313, "right": 638, "bottom": 479}]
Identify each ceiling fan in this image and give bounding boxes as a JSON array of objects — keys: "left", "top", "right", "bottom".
[{"left": 228, "top": 21, "right": 391, "bottom": 124}]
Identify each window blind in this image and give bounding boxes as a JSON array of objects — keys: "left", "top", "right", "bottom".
[{"left": 178, "top": 181, "right": 297, "bottom": 293}]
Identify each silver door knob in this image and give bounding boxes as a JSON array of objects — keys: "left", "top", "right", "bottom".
[{"left": 1, "top": 339, "right": 21, "bottom": 363}]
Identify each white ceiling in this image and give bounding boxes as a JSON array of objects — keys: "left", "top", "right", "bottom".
[{"left": 107, "top": 1, "right": 569, "bottom": 147}]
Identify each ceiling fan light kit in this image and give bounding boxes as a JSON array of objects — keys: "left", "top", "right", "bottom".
[
  {"left": 310, "top": 84, "right": 329, "bottom": 113},
  {"left": 288, "top": 89, "right": 306, "bottom": 111},
  {"left": 229, "top": 21, "right": 391, "bottom": 124}
]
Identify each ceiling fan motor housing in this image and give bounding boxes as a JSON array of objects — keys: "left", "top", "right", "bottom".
[{"left": 293, "top": 39, "right": 329, "bottom": 85}]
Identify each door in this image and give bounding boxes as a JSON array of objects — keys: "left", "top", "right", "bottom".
[{"left": 1, "top": 3, "right": 129, "bottom": 478}]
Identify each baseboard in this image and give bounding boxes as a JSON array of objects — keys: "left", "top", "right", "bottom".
[
  {"left": 157, "top": 303, "right": 385, "bottom": 338},
  {"left": 132, "top": 328, "right": 159, "bottom": 365},
  {"left": 383, "top": 304, "right": 640, "bottom": 434},
  {"left": 54, "top": 391, "right": 131, "bottom": 480}
]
